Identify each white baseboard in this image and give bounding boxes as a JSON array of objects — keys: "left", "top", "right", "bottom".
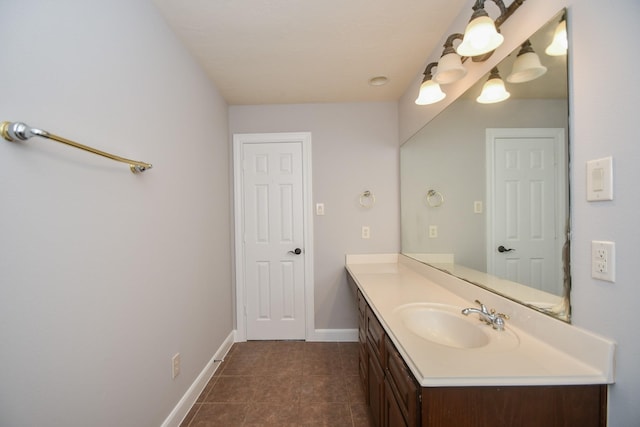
[
  {"left": 307, "top": 328, "right": 358, "bottom": 342},
  {"left": 161, "top": 330, "right": 235, "bottom": 427}
]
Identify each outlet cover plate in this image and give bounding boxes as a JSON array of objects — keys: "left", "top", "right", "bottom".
[
  {"left": 591, "top": 240, "right": 615, "bottom": 282},
  {"left": 586, "top": 157, "right": 613, "bottom": 201}
]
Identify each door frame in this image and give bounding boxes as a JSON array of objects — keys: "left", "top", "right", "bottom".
[
  {"left": 485, "top": 127, "right": 566, "bottom": 290},
  {"left": 232, "top": 132, "right": 314, "bottom": 342}
]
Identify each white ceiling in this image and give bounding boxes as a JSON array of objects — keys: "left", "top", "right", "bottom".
[{"left": 152, "top": 0, "right": 467, "bottom": 105}]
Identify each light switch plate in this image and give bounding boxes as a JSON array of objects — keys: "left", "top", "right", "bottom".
[{"left": 586, "top": 156, "right": 613, "bottom": 201}]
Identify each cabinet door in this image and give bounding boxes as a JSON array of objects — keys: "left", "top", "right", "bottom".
[
  {"left": 366, "top": 306, "right": 385, "bottom": 364},
  {"left": 385, "top": 336, "right": 420, "bottom": 426},
  {"left": 384, "top": 379, "right": 408, "bottom": 427},
  {"left": 367, "top": 339, "right": 385, "bottom": 427},
  {"left": 358, "top": 290, "right": 368, "bottom": 394}
]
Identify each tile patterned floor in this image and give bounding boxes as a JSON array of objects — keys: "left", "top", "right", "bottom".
[{"left": 180, "top": 341, "right": 374, "bottom": 427}]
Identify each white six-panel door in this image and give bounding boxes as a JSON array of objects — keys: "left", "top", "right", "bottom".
[
  {"left": 486, "top": 128, "right": 566, "bottom": 294},
  {"left": 233, "top": 133, "right": 313, "bottom": 341}
]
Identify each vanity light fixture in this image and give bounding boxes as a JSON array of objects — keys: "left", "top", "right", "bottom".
[
  {"left": 433, "top": 34, "right": 467, "bottom": 85},
  {"left": 414, "top": 0, "right": 525, "bottom": 107},
  {"left": 476, "top": 67, "right": 510, "bottom": 104},
  {"left": 506, "top": 40, "right": 547, "bottom": 83},
  {"left": 545, "top": 14, "right": 568, "bottom": 56},
  {"left": 456, "top": 0, "right": 506, "bottom": 57},
  {"left": 415, "top": 63, "right": 446, "bottom": 105}
]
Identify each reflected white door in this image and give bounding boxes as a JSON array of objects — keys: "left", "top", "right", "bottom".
[
  {"left": 487, "top": 128, "right": 566, "bottom": 293},
  {"left": 235, "top": 135, "right": 309, "bottom": 340}
]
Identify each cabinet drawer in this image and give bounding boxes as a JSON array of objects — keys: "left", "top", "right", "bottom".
[
  {"left": 366, "top": 306, "right": 385, "bottom": 364},
  {"left": 385, "top": 336, "right": 419, "bottom": 427}
]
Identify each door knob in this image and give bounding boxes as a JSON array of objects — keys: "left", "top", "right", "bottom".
[
  {"left": 497, "top": 245, "right": 514, "bottom": 253},
  {"left": 288, "top": 248, "right": 302, "bottom": 255}
]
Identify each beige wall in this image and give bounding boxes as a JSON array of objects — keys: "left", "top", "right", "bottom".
[
  {"left": 229, "top": 102, "right": 400, "bottom": 332},
  {"left": 0, "top": 1, "right": 233, "bottom": 426}
]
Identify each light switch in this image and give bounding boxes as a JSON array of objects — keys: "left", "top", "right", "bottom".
[
  {"left": 586, "top": 157, "right": 613, "bottom": 201},
  {"left": 316, "top": 203, "right": 325, "bottom": 215}
]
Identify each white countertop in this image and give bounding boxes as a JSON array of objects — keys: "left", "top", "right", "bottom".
[{"left": 346, "top": 254, "right": 616, "bottom": 387}]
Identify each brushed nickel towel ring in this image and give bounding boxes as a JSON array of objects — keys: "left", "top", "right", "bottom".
[
  {"left": 426, "top": 189, "right": 444, "bottom": 207},
  {"left": 359, "top": 190, "right": 376, "bottom": 208}
]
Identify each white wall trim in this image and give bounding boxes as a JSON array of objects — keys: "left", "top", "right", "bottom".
[
  {"left": 307, "top": 328, "right": 358, "bottom": 342},
  {"left": 232, "top": 132, "right": 314, "bottom": 342},
  {"left": 161, "top": 331, "right": 235, "bottom": 427}
]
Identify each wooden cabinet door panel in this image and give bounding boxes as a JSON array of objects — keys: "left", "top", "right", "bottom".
[
  {"left": 384, "top": 379, "right": 408, "bottom": 427},
  {"left": 385, "top": 336, "right": 419, "bottom": 426},
  {"left": 421, "top": 385, "right": 607, "bottom": 427},
  {"left": 367, "top": 340, "right": 385, "bottom": 427}
]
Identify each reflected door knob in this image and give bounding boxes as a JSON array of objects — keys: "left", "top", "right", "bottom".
[
  {"left": 288, "top": 248, "right": 302, "bottom": 255},
  {"left": 498, "top": 245, "right": 514, "bottom": 253}
]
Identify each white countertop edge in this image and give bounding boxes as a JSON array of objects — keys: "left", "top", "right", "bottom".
[
  {"left": 346, "top": 253, "right": 616, "bottom": 386},
  {"left": 415, "top": 374, "right": 612, "bottom": 388}
]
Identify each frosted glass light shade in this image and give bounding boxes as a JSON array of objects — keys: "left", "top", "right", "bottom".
[
  {"left": 545, "top": 19, "right": 568, "bottom": 56},
  {"left": 507, "top": 51, "right": 547, "bottom": 83},
  {"left": 456, "top": 15, "right": 504, "bottom": 57},
  {"left": 415, "top": 80, "right": 446, "bottom": 105},
  {"left": 433, "top": 53, "right": 467, "bottom": 85},
  {"left": 477, "top": 77, "right": 510, "bottom": 104}
]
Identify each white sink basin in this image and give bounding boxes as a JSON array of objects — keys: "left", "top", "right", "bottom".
[{"left": 394, "top": 303, "right": 519, "bottom": 350}]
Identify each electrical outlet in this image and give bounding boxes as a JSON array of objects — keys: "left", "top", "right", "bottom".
[
  {"left": 172, "top": 353, "right": 181, "bottom": 379},
  {"left": 362, "top": 226, "right": 370, "bottom": 239},
  {"left": 429, "top": 225, "right": 438, "bottom": 238},
  {"left": 591, "top": 241, "right": 615, "bottom": 282}
]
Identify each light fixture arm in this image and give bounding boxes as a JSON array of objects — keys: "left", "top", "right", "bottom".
[
  {"left": 422, "top": 62, "right": 439, "bottom": 81},
  {"left": 441, "top": 33, "right": 464, "bottom": 56},
  {"left": 487, "top": 67, "right": 502, "bottom": 80},
  {"left": 516, "top": 39, "right": 534, "bottom": 56},
  {"left": 470, "top": 0, "right": 507, "bottom": 21},
  {"left": 494, "top": 0, "right": 525, "bottom": 28}
]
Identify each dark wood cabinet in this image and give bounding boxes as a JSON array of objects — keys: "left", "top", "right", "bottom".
[
  {"left": 421, "top": 385, "right": 607, "bottom": 427},
  {"left": 384, "top": 379, "right": 408, "bottom": 427},
  {"left": 349, "top": 271, "right": 608, "bottom": 427},
  {"left": 358, "top": 290, "right": 368, "bottom": 394},
  {"left": 385, "top": 336, "right": 420, "bottom": 427},
  {"left": 367, "top": 339, "right": 385, "bottom": 426}
]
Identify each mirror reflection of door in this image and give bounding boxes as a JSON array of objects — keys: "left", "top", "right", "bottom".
[{"left": 486, "top": 128, "right": 566, "bottom": 295}]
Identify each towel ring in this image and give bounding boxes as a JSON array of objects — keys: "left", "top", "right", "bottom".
[
  {"left": 426, "top": 189, "right": 444, "bottom": 207},
  {"left": 359, "top": 190, "right": 376, "bottom": 208}
]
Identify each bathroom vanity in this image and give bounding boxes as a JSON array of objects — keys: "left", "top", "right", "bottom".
[{"left": 346, "top": 254, "right": 615, "bottom": 427}]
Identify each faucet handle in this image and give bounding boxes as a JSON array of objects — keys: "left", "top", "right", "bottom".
[
  {"left": 474, "top": 299, "right": 489, "bottom": 314},
  {"left": 491, "top": 312, "right": 509, "bottom": 330}
]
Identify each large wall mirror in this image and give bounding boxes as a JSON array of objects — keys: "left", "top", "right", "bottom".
[{"left": 401, "top": 10, "right": 571, "bottom": 322}]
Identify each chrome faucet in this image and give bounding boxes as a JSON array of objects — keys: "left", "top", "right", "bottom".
[{"left": 462, "top": 300, "right": 508, "bottom": 331}]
